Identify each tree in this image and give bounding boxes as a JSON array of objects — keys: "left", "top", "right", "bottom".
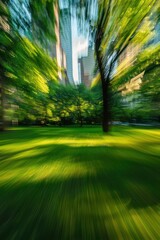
[
  {"left": 0, "top": 0, "right": 11, "bottom": 130},
  {"left": 0, "top": 0, "right": 59, "bottom": 130},
  {"left": 95, "top": 0, "right": 160, "bottom": 131},
  {"left": 140, "top": 66, "right": 160, "bottom": 122},
  {"left": 48, "top": 83, "right": 102, "bottom": 126},
  {"left": 73, "top": 0, "right": 159, "bottom": 131}
]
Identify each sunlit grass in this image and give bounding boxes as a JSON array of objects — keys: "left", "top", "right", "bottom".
[
  {"left": 0, "top": 126, "right": 160, "bottom": 239},
  {"left": 0, "top": 160, "right": 95, "bottom": 184}
]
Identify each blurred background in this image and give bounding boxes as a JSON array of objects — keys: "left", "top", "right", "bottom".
[
  {"left": 0, "top": 0, "right": 159, "bottom": 130},
  {"left": 0, "top": 1, "right": 160, "bottom": 239}
]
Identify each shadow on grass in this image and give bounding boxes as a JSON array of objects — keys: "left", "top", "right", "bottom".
[
  {"left": 0, "top": 162, "right": 160, "bottom": 239},
  {"left": 0, "top": 125, "right": 140, "bottom": 145},
  {"left": 0, "top": 127, "right": 160, "bottom": 239}
]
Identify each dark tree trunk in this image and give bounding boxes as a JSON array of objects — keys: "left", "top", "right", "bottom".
[
  {"left": 95, "top": 45, "right": 111, "bottom": 132},
  {"left": 102, "top": 79, "right": 111, "bottom": 132}
]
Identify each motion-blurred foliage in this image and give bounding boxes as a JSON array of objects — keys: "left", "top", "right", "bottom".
[
  {"left": 0, "top": 0, "right": 59, "bottom": 130},
  {"left": 73, "top": 0, "right": 160, "bottom": 131},
  {"left": 0, "top": 0, "right": 160, "bottom": 130}
]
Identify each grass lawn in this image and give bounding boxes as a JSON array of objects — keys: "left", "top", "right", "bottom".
[{"left": 0, "top": 126, "right": 160, "bottom": 239}]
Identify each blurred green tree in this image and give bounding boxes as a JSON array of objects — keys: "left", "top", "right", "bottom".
[
  {"left": 0, "top": 0, "right": 59, "bottom": 130},
  {"left": 49, "top": 83, "right": 102, "bottom": 126},
  {"left": 74, "top": 0, "right": 160, "bottom": 131}
]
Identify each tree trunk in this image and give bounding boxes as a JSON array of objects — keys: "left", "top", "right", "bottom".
[
  {"left": 102, "top": 79, "right": 111, "bottom": 132},
  {"left": 95, "top": 45, "right": 111, "bottom": 132}
]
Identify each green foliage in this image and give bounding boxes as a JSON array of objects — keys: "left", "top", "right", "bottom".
[
  {"left": 91, "top": 0, "right": 159, "bottom": 83},
  {"left": 114, "top": 44, "right": 160, "bottom": 87},
  {"left": 73, "top": 0, "right": 160, "bottom": 131},
  {"left": 1, "top": 0, "right": 160, "bottom": 130},
  {"left": 0, "top": 1, "right": 60, "bottom": 129},
  {"left": 8, "top": 36, "right": 58, "bottom": 93},
  {"left": 49, "top": 84, "right": 102, "bottom": 126},
  {"left": 29, "top": 0, "right": 57, "bottom": 45}
]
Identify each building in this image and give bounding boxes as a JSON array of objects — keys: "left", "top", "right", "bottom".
[
  {"left": 78, "top": 58, "right": 83, "bottom": 84},
  {"left": 119, "top": 72, "right": 145, "bottom": 96},
  {"left": 60, "top": 8, "right": 74, "bottom": 84},
  {"left": 116, "top": 18, "right": 160, "bottom": 122},
  {"left": 78, "top": 47, "right": 95, "bottom": 87},
  {"left": 118, "top": 18, "right": 160, "bottom": 96},
  {"left": 53, "top": 2, "right": 68, "bottom": 84}
]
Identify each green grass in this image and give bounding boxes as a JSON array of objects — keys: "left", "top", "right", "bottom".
[{"left": 0, "top": 126, "right": 160, "bottom": 239}]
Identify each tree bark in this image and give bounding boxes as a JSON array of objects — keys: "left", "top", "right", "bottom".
[
  {"left": 102, "top": 79, "right": 111, "bottom": 132},
  {"left": 95, "top": 45, "right": 111, "bottom": 132}
]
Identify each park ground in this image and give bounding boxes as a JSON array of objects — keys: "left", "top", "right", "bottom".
[{"left": 0, "top": 126, "right": 160, "bottom": 239}]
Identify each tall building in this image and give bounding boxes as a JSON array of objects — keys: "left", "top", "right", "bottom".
[
  {"left": 53, "top": 2, "right": 67, "bottom": 84},
  {"left": 78, "top": 47, "right": 95, "bottom": 87},
  {"left": 60, "top": 8, "right": 74, "bottom": 84}
]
